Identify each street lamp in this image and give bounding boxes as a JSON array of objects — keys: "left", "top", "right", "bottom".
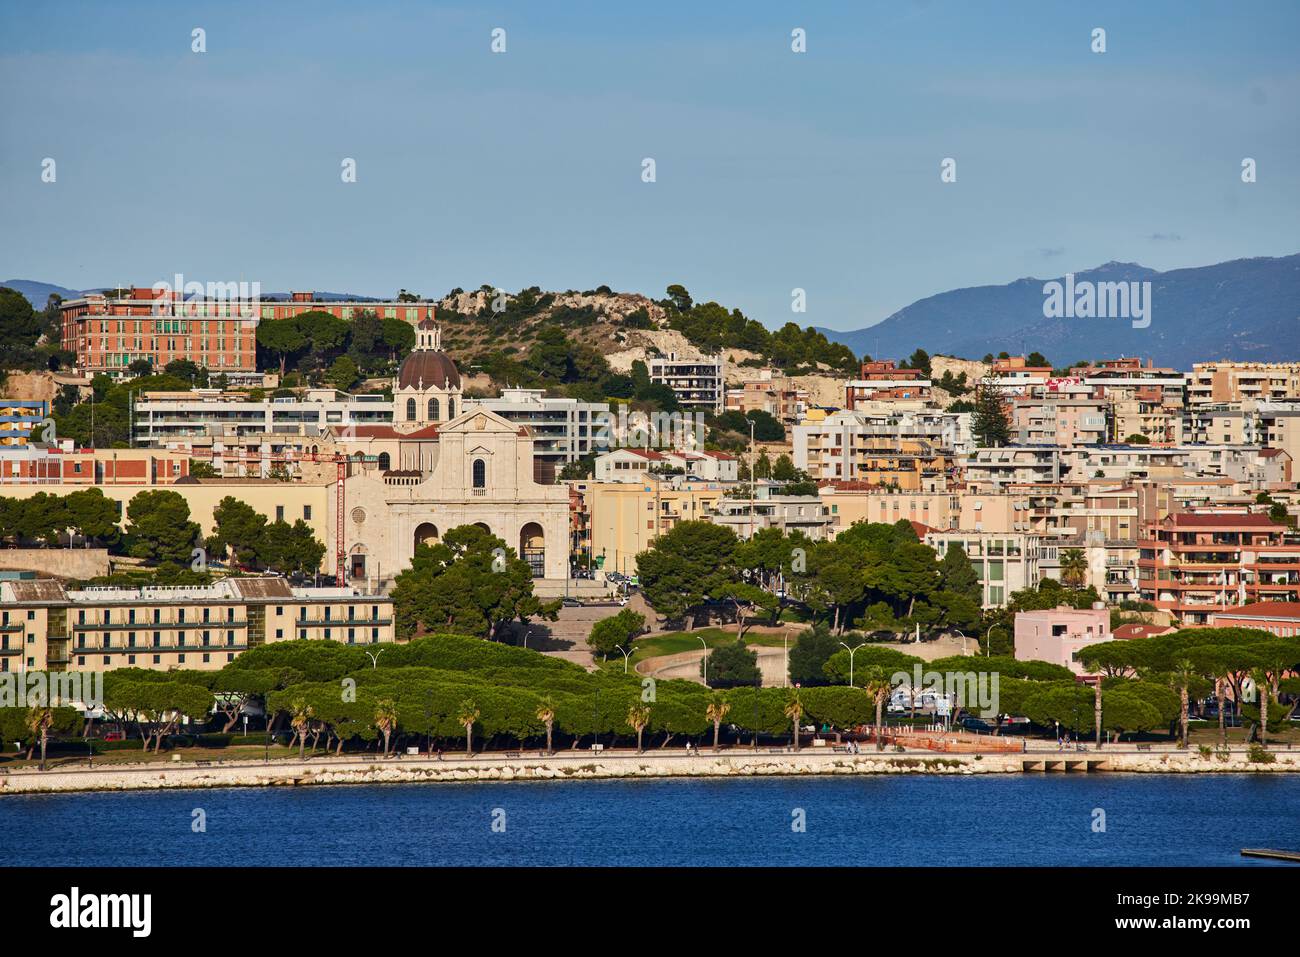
[
  {"left": 839, "top": 641, "right": 864, "bottom": 688},
  {"left": 364, "top": 649, "right": 384, "bottom": 669},
  {"left": 953, "top": 629, "right": 968, "bottom": 657},
  {"left": 698, "top": 636, "right": 708, "bottom": 686},
  {"left": 614, "top": 644, "right": 632, "bottom": 674},
  {"left": 985, "top": 623, "right": 1006, "bottom": 657}
]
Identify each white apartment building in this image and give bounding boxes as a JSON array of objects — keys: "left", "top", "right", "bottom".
[
  {"left": 132, "top": 389, "right": 393, "bottom": 446},
  {"left": 708, "top": 488, "right": 831, "bottom": 541},
  {"left": 593, "top": 447, "right": 738, "bottom": 483},
  {"left": 463, "top": 387, "right": 609, "bottom": 468},
  {"left": 793, "top": 408, "right": 972, "bottom": 476},
  {"left": 924, "top": 530, "right": 1045, "bottom": 608},
  {"left": 648, "top": 353, "right": 725, "bottom": 413}
]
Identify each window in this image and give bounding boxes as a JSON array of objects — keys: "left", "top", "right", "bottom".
[
  {"left": 472, "top": 458, "right": 486, "bottom": 489},
  {"left": 276, "top": 505, "right": 284, "bottom": 522},
  {"left": 303, "top": 505, "right": 312, "bottom": 520},
  {"left": 428, "top": 397, "right": 440, "bottom": 420},
  {"left": 447, "top": 399, "right": 455, "bottom": 419},
  {"left": 406, "top": 398, "right": 416, "bottom": 420}
]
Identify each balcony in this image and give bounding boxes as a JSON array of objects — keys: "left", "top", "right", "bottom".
[
  {"left": 294, "top": 618, "right": 392, "bottom": 628},
  {"left": 74, "top": 619, "right": 247, "bottom": 631}
]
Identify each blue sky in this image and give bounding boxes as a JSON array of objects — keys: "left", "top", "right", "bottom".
[{"left": 2, "top": 0, "right": 1297, "bottom": 330}]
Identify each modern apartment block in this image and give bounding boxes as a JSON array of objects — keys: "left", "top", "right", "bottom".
[
  {"left": 593, "top": 447, "right": 737, "bottom": 483},
  {"left": 132, "top": 389, "right": 394, "bottom": 447},
  {"left": 844, "top": 360, "right": 932, "bottom": 407},
  {"left": 1076, "top": 358, "right": 1187, "bottom": 444},
  {"left": 924, "top": 529, "right": 1044, "bottom": 608},
  {"left": 708, "top": 488, "right": 831, "bottom": 541},
  {"left": 647, "top": 353, "right": 725, "bottom": 413},
  {"left": 1138, "top": 511, "right": 1300, "bottom": 625},
  {"left": 962, "top": 447, "right": 1063, "bottom": 491},
  {"left": 464, "top": 387, "right": 610, "bottom": 468},
  {"left": 794, "top": 408, "right": 966, "bottom": 484},
  {"left": 0, "top": 576, "right": 395, "bottom": 674},
  {"left": 1010, "top": 395, "right": 1108, "bottom": 446},
  {"left": 0, "top": 400, "right": 49, "bottom": 446},
  {"left": 1187, "top": 361, "right": 1300, "bottom": 408},
  {"left": 724, "top": 369, "right": 808, "bottom": 423}
]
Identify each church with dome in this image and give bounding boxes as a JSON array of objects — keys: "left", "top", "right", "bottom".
[
  {"left": 325, "top": 321, "right": 570, "bottom": 590},
  {"left": 394, "top": 319, "right": 462, "bottom": 429}
]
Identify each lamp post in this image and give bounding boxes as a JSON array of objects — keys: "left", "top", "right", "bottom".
[
  {"left": 593, "top": 687, "right": 600, "bottom": 751},
  {"left": 698, "top": 636, "right": 708, "bottom": 686},
  {"left": 364, "top": 649, "right": 384, "bottom": 669},
  {"left": 614, "top": 644, "right": 632, "bottom": 674},
  {"left": 985, "top": 623, "right": 1006, "bottom": 657},
  {"left": 953, "top": 629, "right": 968, "bottom": 657},
  {"left": 838, "top": 641, "right": 864, "bottom": 688},
  {"left": 753, "top": 677, "right": 760, "bottom": 751}
]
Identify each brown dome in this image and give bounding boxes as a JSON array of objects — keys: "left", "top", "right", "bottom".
[{"left": 398, "top": 350, "right": 461, "bottom": 390}]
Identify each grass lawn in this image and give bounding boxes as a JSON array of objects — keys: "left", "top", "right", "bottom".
[{"left": 589, "top": 627, "right": 787, "bottom": 673}]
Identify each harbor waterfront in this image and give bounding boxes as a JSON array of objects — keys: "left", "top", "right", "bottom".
[
  {"left": 1, "top": 747, "right": 1297, "bottom": 795},
  {"left": 1, "top": 775, "right": 1296, "bottom": 867}
]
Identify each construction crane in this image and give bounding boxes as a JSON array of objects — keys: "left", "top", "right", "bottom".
[{"left": 182, "top": 446, "right": 357, "bottom": 584}]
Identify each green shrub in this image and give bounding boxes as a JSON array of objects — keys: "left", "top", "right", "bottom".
[{"left": 1247, "top": 744, "right": 1277, "bottom": 765}]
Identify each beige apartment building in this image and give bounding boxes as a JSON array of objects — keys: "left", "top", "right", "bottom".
[
  {"left": 583, "top": 479, "right": 729, "bottom": 576},
  {"left": 1188, "top": 362, "right": 1300, "bottom": 408},
  {"left": 0, "top": 576, "right": 394, "bottom": 674},
  {"left": 1010, "top": 396, "right": 1108, "bottom": 446},
  {"left": 819, "top": 487, "right": 960, "bottom": 537}
]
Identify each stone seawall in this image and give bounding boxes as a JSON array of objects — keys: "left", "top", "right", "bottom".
[{"left": 1, "top": 749, "right": 1296, "bottom": 795}]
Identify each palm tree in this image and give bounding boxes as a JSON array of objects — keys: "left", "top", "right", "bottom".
[
  {"left": 861, "top": 666, "right": 893, "bottom": 751},
  {"left": 373, "top": 698, "right": 398, "bottom": 757},
  {"left": 1167, "top": 655, "right": 1199, "bottom": 749},
  {"left": 627, "top": 704, "right": 651, "bottom": 754},
  {"left": 1060, "top": 548, "right": 1088, "bottom": 589},
  {"left": 457, "top": 699, "right": 480, "bottom": 758},
  {"left": 26, "top": 706, "right": 53, "bottom": 772},
  {"left": 290, "top": 699, "right": 314, "bottom": 760},
  {"left": 783, "top": 692, "right": 803, "bottom": 752},
  {"left": 536, "top": 696, "right": 556, "bottom": 755},
  {"left": 705, "top": 695, "right": 731, "bottom": 752}
]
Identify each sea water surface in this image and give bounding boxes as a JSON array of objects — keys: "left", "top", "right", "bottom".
[{"left": 2, "top": 775, "right": 1297, "bottom": 866}]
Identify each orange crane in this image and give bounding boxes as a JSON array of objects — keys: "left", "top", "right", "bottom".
[{"left": 183, "top": 446, "right": 353, "bottom": 583}]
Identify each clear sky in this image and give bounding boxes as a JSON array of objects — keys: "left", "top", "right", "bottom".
[{"left": 2, "top": 0, "right": 1296, "bottom": 330}]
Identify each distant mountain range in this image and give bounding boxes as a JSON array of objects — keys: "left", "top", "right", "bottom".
[{"left": 816, "top": 255, "right": 1300, "bottom": 370}]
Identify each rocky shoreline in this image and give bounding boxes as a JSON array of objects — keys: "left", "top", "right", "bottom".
[{"left": 1, "top": 748, "right": 1297, "bottom": 794}]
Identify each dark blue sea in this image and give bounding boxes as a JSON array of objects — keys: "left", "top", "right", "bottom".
[{"left": 2, "top": 775, "right": 1296, "bottom": 866}]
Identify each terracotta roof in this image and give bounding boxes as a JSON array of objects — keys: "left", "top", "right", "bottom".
[
  {"left": 342, "top": 425, "right": 440, "bottom": 440},
  {"left": 397, "top": 350, "right": 460, "bottom": 390},
  {"left": 1168, "top": 512, "right": 1283, "bottom": 529},
  {"left": 909, "top": 520, "right": 936, "bottom": 538},
  {"left": 1214, "top": 601, "right": 1300, "bottom": 620},
  {"left": 1113, "top": 623, "right": 1175, "bottom": 640}
]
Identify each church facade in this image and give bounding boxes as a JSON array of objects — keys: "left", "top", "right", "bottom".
[{"left": 331, "top": 322, "right": 570, "bottom": 586}]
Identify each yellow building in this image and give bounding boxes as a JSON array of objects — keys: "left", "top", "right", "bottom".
[
  {"left": 0, "top": 576, "right": 394, "bottom": 674},
  {"left": 584, "top": 479, "right": 729, "bottom": 576}
]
